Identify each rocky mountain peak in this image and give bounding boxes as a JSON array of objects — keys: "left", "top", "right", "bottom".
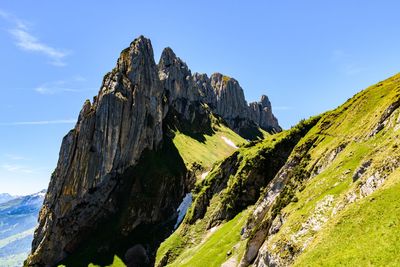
[
  {"left": 249, "top": 94, "right": 281, "bottom": 133},
  {"left": 26, "top": 36, "right": 282, "bottom": 266},
  {"left": 158, "top": 47, "right": 188, "bottom": 71},
  {"left": 158, "top": 46, "right": 192, "bottom": 107},
  {"left": 209, "top": 73, "right": 250, "bottom": 129},
  {"left": 117, "top": 36, "right": 156, "bottom": 78},
  {"left": 260, "top": 94, "right": 272, "bottom": 109}
]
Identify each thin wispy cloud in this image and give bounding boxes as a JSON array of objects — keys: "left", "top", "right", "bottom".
[
  {"left": 0, "top": 119, "right": 76, "bottom": 126},
  {"left": 35, "top": 85, "right": 82, "bottom": 95},
  {"left": 73, "top": 75, "right": 87, "bottom": 82},
  {"left": 34, "top": 79, "right": 95, "bottom": 95},
  {"left": 4, "top": 154, "right": 27, "bottom": 160},
  {"left": 0, "top": 9, "right": 69, "bottom": 66},
  {"left": 1, "top": 164, "right": 35, "bottom": 174}
]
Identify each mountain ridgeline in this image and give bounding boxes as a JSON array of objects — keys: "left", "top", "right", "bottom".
[
  {"left": 26, "top": 36, "right": 400, "bottom": 267},
  {"left": 25, "top": 36, "right": 280, "bottom": 267},
  {"left": 0, "top": 191, "right": 45, "bottom": 266}
]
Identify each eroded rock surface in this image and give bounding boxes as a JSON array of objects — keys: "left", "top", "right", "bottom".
[{"left": 26, "top": 36, "right": 281, "bottom": 266}]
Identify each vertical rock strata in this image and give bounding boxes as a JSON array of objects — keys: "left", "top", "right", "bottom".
[{"left": 26, "top": 36, "right": 281, "bottom": 266}]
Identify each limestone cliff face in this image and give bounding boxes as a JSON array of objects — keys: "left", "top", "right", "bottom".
[
  {"left": 27, "top": 36, "right": 167, "bottom": 266},
  {"left": 26, "top": 36, "right": 281, "bottom": 266},
  {"left": 158, "top": 48, "right": 281, "bottom": 136},
  {"left": 249, "top": 95, "right": 282, "bottom": 132}
]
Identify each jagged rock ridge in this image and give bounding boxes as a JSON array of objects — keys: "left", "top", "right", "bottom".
[
  {"left": 158, "top": 46, "right": 281, "bottom": 137},
  {"left": 26, "top": 36, "right": 281, "bottom": 266}
]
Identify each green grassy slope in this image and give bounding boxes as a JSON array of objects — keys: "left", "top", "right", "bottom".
[
  {"left": 172, "top": 122, "right": 246, "bottom": 169},
  {"left": 168, "top": 209, "right": 249, "bottom": 267},
  {"left": 248, "top": 73, "right": 400, "bottom": 266},
  {"left": 156, "top": 117, "right": 319, "bottom": 266},
  {"left": 157, "top": 73, "right": 400, "bottom": 267},
  {"left": 294, "top": 168, "right": 400, "bottom": 267}
]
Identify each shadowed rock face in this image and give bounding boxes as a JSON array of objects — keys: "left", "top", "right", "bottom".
[
  {"left": 26, "top": 36, "right": 166, "bottom": 266},
  {"left": 125, "top": 244, "right": 149, "bottom": 267},
  {"left": 26, "top": 36, "right": 281, "bottom": 266}
]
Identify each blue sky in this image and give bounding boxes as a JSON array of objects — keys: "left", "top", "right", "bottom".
[{"left": 1, "top": 1, "right": 400, "bottom": 194}]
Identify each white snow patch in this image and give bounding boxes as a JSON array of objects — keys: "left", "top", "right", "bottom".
[
  {"left": 204, "top": 225, "right": 221, "bottom": 241},
  {"left": 201, "top": 171, "right": 210, "bottom": 180},
  {"left": 209, "top": 226, "right": 218, "bottom": 233},
  {"left": 174, "top": 193, "right": 192, "bottom": 229},
  {"left": 33, "top": 190, "right": 46, "bottom": 198},
  {"left": 221, "top": 136, "right": 238, "bottom": 149}
]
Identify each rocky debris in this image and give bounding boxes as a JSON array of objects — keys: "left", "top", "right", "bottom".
[
  {"left": 346, "top": 192, "right": 357, "bottom": 203},
  {"left": 312, "top": 143, "right": 348, "bottom": 177},
  {"left": 378, "top": 99, "right": 400, "bottom": 124},
  {"left": 394, "top": 113, "right": 400, "bottom": 131},
  {"left": 256, "top": 248, "right": 282, "bottom": 267},
  {"left": 238, "top": 163, "right": 300, "bottom": 266},
  {"left": 253, "top": 239, "right": 289, "bottom": 267},
  {"left": 359, "top": 158, "right": 399, "bottom": 198},
  {"left": 268, "top": 214, "right": 284, "bottom": 236},
  {"left": 369, "top": 99, "right": 400, "bottom": 137},
  {"left": 360, "top": 173, "right": 385, "bottom": 197},
  {"left": 368, "top": 123, "right": 385, "bottom": 137},
  {"left": 238, "top": 127, "right": 320, "bottom": 266},
  {"left": 291, "top": 195, "right": 334, "bottom": 246},
  {"left": 251, "top": 192, "right": 334, "bottom": 267},
  {"left": 353, "top": 160, "right": 372, "bottom": 182},
  {"left": 251, "top": 185, "right": 330, "bottom": 267}
]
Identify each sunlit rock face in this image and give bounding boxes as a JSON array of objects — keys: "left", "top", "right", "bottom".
[{"left": 26, "top": 35, "right": 281, "bottom": 266}]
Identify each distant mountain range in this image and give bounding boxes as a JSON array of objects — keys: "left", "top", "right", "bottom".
[
  {"left": 0, "top": 194, "right": 15, "bottom": 205},
  {"left": 0, "top": 190, "right": 45, "bottom": 267}
]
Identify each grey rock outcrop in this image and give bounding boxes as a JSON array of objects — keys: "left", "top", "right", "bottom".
[
  {"left": 27, "top": 36, "right": 168, "bottom": 266},
  {"left": 249, "top": 95, "right": 281, "bottom": 132},
  {"left": 158, "top": 47, "right": 281, "bottom": 135},
  {"left": 26, "top": 35, "right": 281, "bottom": 266},
  {"left": 211, "top": 73, "right": 249, "bottom": 123}
]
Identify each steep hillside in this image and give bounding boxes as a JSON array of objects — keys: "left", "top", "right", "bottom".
[
  {"left": 155, "top": 117, "right": 320, "bottom": 267},
  {"left": 25, "top": 36, "right": 279, "bottom": 267},
  {"left": 0, "top": 191, "right": 44, "bottom": 267},
  {"left": 156, "top": 73, "right": 400, "bottom": 267}
]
